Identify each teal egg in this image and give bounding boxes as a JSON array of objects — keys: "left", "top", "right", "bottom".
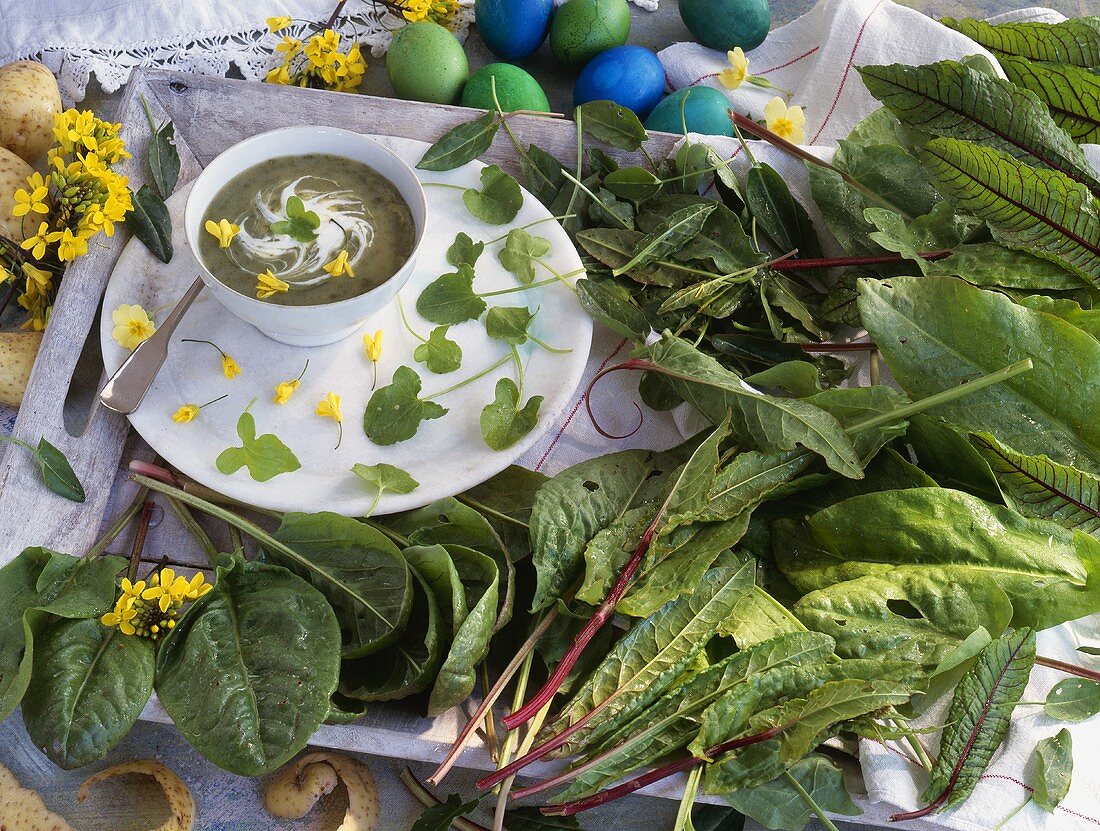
[
  {"left": 678, "top": 0, "right": 770, "bottom": 51},
  {"left": 461, "top": 63, "right": 551, "bottom": 112},
  {"left": 386, "top": 22, "right": 469, "bottom": 104},
  {"left": 644, "top": 86, "right": 733, "bottom": 136},
  {"left": 549, "top": 0, "right": 631, "bottom": 71}
]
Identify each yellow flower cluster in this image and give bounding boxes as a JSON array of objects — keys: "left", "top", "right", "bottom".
[
  {"left": 101, "top": 569, "right": 212, "bottom": 640},
  {"left": 398, "top": 0, "right": 460, "bottom": 25},
  {"left": 3, "top": 109, "right": 132, "bottom": 331},
  {"left": 265, "top": 24, "right": 366, "bottom": 94}
]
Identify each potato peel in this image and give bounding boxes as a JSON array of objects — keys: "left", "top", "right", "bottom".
[
  {"left": 77, "top": 760, "right": 194, "bottom": 831},
  {"left": 265, "top": 752, "right": 380, "bottom": 831},
  {"left": 0, "top": 763, "right": 78, "bottom": 831}
]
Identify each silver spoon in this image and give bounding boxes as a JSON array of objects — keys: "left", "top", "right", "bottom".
[{"left": 100, "top": 277, "right": 205, "bottom": 414}]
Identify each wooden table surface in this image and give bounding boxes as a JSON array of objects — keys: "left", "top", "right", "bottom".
[{"left": 0, "top": 0, "right": 1090, "bottom": 827}]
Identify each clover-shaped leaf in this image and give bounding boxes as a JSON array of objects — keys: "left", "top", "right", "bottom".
[
  {"left": 485, "top": 305, "right": 535, "bottom": 345},
  {"left": 216, "top": 410, "right": 301, "bottom": 481},
  {"left": 463, "top": 165, "right": 522, "bottom": 225},
  {"left": 413, "top": 325, "right": 463, "bottom": 374},
  {"left": 480, "top": 378, "right": 543, "bottom": 451},
  {"left": 351, "top": 462, "right": 420, "bottom": 510},
  {"left": 270, "top": 195, "right": 320, "bottom": 243},
  {"left": 363, "top": 366, "right": 448, "bottom": 446},
  {"left": 497, "top": 229, "right": 551, "bottom": 284},
  {"left": 447, "top": 232, "right": 485, "bottom": 268},
  {"left": 416, "top": 264, "right": 487, "bottom": 325}
]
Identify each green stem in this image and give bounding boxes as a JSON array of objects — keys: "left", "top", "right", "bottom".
[
  {"left": 493, "top": 694, "right": 554, "bottom": 831},
  {"left": 528, "top": 333, "right": 572, "bottom": 354},
  {"left": 484, "top": 215, "right": 576, "bottom": 246},
  {"left": 363, "top": 518, "right": 410, "bottom": 547},
  {"left": 86, "top": 488, "right": 148, "bottom": 559},
  {"left": 423, "top": 182, "right": 467, "bottom": 192},
  {"left": 531, "top": 257, "right": 580, "bottom": 293},
  {"left": 564, "top": 108, "right": 584, "bottom": 228},
  {"left": 559, "top": 168, "right": 632, "bottom": 229},
  {"left": 0, "top": 434, "right": 38, "bottom": 457},
  {"left": 890, "top": 716, "right": 934, "bottom": 772},
  {"left": 199, "top": 393, "right": 229, "bottom": 410},
  {"left": 166, "top": 496, "right": 219, "bottom": 567},
  {"left": 397, "top": 295, "right": 427, "bottom": 342},
  {"left": 511, "top": 343, "right": 525, "bottom": 394},
  {"left": 364, "top": 488, "right": 383, "bottom": 520},
  {"left": 228, "top": 524, "right": 244, "bottom": 554},
  {"left": 992, "top": 797, "right": 1031, "bottom": 831},
  {"left": 455, "top": 495, "right": 529, "bottom": 529},
  {"left": 673, "top": 766, "right": 703, "bottom": 831},
  {"left": 427, "top": 354, "right": 512, "bottom": 399},
  {"left": 478, "top": 276, "right": 562, "bottom": 298},
  {"left": 784, "top": 770, "right": 841, "bottom": 831},
  {"left": 180, "top": 338, "right": 228, "bottom": 359}
]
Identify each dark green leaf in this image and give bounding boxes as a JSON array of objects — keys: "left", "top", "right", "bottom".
[
  {"left": 575, "top": 277, "right": 650, "bottom": 340},
  {"left": 418, "top": 113, "right": 500, "bottom": 171},
  {"left": 578, "top": 100, "right": 648, "bottom": 150},
  {"left": 463, "top": 164, "right": 522, "bottom": 224},
  {"left": 35, "top": 438, "right": 85, "bottom": 502},
  {"left": 521, "top": 144, "right": 566, "bottom": 205},
  {"left": 746, "top": 164, "right": 821, "bottom": 258},
  {"left": 1001, "top": 57, "right": 1100, "bottom": 144},
  {"left": 904, "top": 415, "right": 1001, "bottom": 502},
  {"left": 498, "top": 229, "right": 551, "bottom": 284},
  {"left": 1015, "top": 294, "right": 1100, "bottom": 339},
  {"left": 362, "top": 366, "right": 448, "bottom": 445},
  {"left": 604, "top": 166, "right": 663, "bottom": 202},
  {"left": 940, "top": 16, "right": 1100, "bottom": 66},
  {"left": 404, "top": 544, "right": 467, "bottom": 638},
  {"left": 416, "top": 265, "right": 487, "bottom": 325},
  {"left": 1033, "top": 728, "right": 1073, "bottom": 811},
  {"left": 22, "top": 618, "right": 154, "bottom": 769},
  {"left": 446, "top": 232, "right": 485, "bottom": 268},
  {"left": 480, "top": 377, "right": 543, "bottom": 451},
  {"left": 141, "top": 97, "right": 180, "bottom": 200},
  {"left": 155, "top": 555, "right": 341, "bottom": 776},
  {"left": 410, "top": 793, "right": 481, "bottom": 831},
  {"left": 725, "top": 755, "right": 860, "bottom": 831},
  {"left": 613, "top": 204, "right": 716, "bottom": 277},
  {"left": 413, "top": 326, "right": 463, "bottom": 374},
  {"left": 506, "top": 807, "right": 583, "bottom": 831},
  {"left": 589, "top": 187, "right": 635, "bottom": 228},
  {"left": 1045, "top": 678, "right": 1100, "bottom": 721},
  {"left": 125, "top": 184, "right": 173, "bottom": 263},
  {"left": 216, "top": 410, "right": 301, "bottom": 481},
  {"left": 922, "top": 242, "right": 1086, "bottom": 290}
]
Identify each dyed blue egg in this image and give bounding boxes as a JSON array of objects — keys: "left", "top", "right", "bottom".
[
  {"left": 476, "top": 0, "right": 554, "bottom": 60},
  {"left": 644, "top": 86, "right": 733, "bottom": 136},
  {"left": 572, "top": 45, "right": 665, "bottom": 118}
]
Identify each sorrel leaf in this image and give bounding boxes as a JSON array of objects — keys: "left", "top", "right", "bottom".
[
  {"left": 724, "top": 754, "right": 861, "bottom": 831},
  {"left": 1000, "top": 57, "right": 1100, "bottom": 144},
  {"left": 125, "top": 184, "right": 173, "bottom": 263},
  {"left": 403, "top": 544, "right": 468, "bottom": 639},
  {"left": 416, "top": 265, "right": 487, "bottom": 325},
  {"left": 155, "top": 555, "right": 341, "bottom": 776},
  {"left": 446, "top": 232, "right": 485, "bottom": 268},
  {"left": 363, "top": 366, "right": 448, "bottom": 446},
  {"left": 36, "top": 438, "right": 86, "bottom": 502},
  {"left": 577, "top": 100, "right": 648, "bottom": 151},
  {"left": 498, "top": 229, "right": 551, "bottom": 284},
  {"left": 970, "top": 432, "right": 1100, "bottom": 537},
  {"left": 463, "top": 164, "right": 523, "bottom": 224},
  {"left": 939, "top": 17, "right": 1100, "bottom": 66},
  {"left": 413, "top": 326, "right": 463, "bottom": 374},
  {"left": 480, "top": 378, "right": 543, "bottom": 451},
  {"left": 745, "top": 163, "right": 821, "bottom": 259},
  {"left": 216, "top": 410, "right": 301, "bottom": 481},
  {"left": 575, "top": 277, "right": 651, "bottom": 341},
  {"left": 1044, "top": 678, "right": 1100, "bottom": 722},
  {"left": 1033, "top": 728, "right": 1073, "bottom": 811},
  {"left": 417, "top": 113, "right": 499, "bottom": 171},
  {"left": 613, "top": 204, "right": 716, "bottom": 277}
]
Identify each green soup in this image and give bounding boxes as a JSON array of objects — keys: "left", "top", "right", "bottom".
[{"left": 199, "top": 153, "right": 416, "bottom": 306}]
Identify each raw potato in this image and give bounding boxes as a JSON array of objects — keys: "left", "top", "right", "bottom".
[
  {"left": 0, "top": 61, "right": 62, "bottom": 164},
  {"left": 0, "top": 762, "right": 78, "bottom": 831},
  {"left": 78, "top": 760, "right": 195, "bottom": 831},
  {"left": 265, "top": 752, "right": 380, "bottom": 831},
  {"left": 0, "top": 331, "right": 42, "bottom": 407},
  {"left": 0, "top": 145, "right": 34, "bottom": 241}
]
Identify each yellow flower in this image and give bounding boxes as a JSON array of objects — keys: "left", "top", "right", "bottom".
[
  {"left": 323, "top": 248, "right": 355, "bottom": 278},
  {"left": 363, "top": 330, "right": 383, "bottom": 362},
  {"left": 718, "top": 48, "right": 749, "bottom": 90},
  {"left": 256, "top": 269, "right": 290, "bottom": 299},
  {"left": 101, "top": 598, "right": 138, "bottom": 635},
  {"left": 276, "top": 36, "right": 303, "bottom": 57},
  {"left": 173, "top": 404, "right": 200, "bottom": 423},
  {"left": 142, "top": 568, "right": 211, "bottom": 612},
  {"left": 274, "top": 359, "right": 309, "bottom": 404},
  {"left": 20, "top": 221, "right": 58, "bottom": 260},
  {"left": 204, "top": 218, "right": 240, "bottom": 248},
  {"left": 111, "top": 303, "right": 156, "bottom": 350},
  {"left": 222, "top": 354, "right": 241, "bottom": 379},
  {"left": 55, "top": 228, "right": 89, "bottom": 262},
  {"left": 764, "top": 97, "right": 806, "bottom": 144},
  {"left": 267, "top": 15, "right": 292, "bottom": 33},
  {"left": 13, "top": 173, "right": 49, "bottom": 217},
  {"left": 22, "top": 262, "right": 52, "bottom": 294},
  {"left": 304, "top": 30, "right": 342, "bottom": 68},
  {"left": 316, "top": 391, "right": 343, "bottom": 448},
  {"left": 401, "top": 0, "right": 432, "bottom": 22},
  {"left": 266, "top": 64, "right": 292, "bottom": 86}
]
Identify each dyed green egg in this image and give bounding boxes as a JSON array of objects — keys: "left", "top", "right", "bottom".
[
  {"left": 549, "top": 0, "right": 631, "bottom": 71},
  {"left": 387, "top": 22, "right": 469, "bottom": 104},
  {"left": 678, "top": 0, "right": 770, "bottom": 51},
  {"left": 644, "top": 86, "right": 734, "bottom": 136},
  {"left": 461, "top": 63, "right": 551, "bottom": 112}
]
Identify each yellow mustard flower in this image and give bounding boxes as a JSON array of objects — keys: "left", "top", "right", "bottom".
[
  {"left": 276, "top": 36, "right": 303, "bottom": 57},
  {"left": 20, "top": 221, "right": 59, "bottom": 260},
  {"left": 181, "top": 338, "right": 241, "bottom": 379},
  {"left": 13, "top": 173, "right": 49, "bottom": 217},
  {"left": 101, "top": 596, "right": 139, "bottom": 635},
  {"left": 401, "top": 0, "right": 432, "bottom": 22},
  {"left": 22, "top": 262, "right": 52, "bottom": 293},
  {"left": 172, "top": 393, "right": 228, "bottom": 424},
  {"left": 764, "top": 97, "right": 806, "bottom": 144},
  {"left": 55, "top": 227, "right": 90, "bottom": 262},
  {"left": 142, "top": 567, "right": 211, "bottom": 612},
  {"left": 267, "top": 15, "right": 292, "bottom": 33},
  {"left": 274, "top": 359, "right": 309, "bottom": 404},
  {"left": 719, "top": 48, "right": 750, "bottom": 90},
  {"left": 363, "top": 329, "right": 383, "bottom": 362},
  {"left": 266, "top": 64, "right": 292, "bottom": 86},
  {"left": 323, "top": 248, "right": 355, "bottom": 278},
  {"left": 204, "top": 218, "right": 241, "bottom": 248},
  {"left": 111, "top": 303, "right": 156, "bottom": 350},
  {"left": 316, "top": 391, "right": 343, "bottom": 448},
  {"left": 304, "top": 29, "right": 342, "bottom": 69},
  {"left": 256, "top": 269, "right": 290, "bottom": 299}
]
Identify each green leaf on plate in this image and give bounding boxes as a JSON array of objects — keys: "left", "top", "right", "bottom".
[
  {"left": 351, "top": 462, "right": 419, "bottom": 497},
  {"left": 1033, "top": 728, "right": 1074, "bottom": 811},
  {"left": 498, "top": 228, "right": 551, "bottom": 284},
  {"left": 446, "top": 232, "right": 484, "bottom": 268},
  {"left": 416, "top": 264, "right": 487, "bottom": 325},
  {"left": 155, "top": 555, "right": 341, "bottom": 776},
  {"left": 480, "top": 378, "right": 543, "bottom": 451},
  {"left": 1045, "top": 678, "right": 1100, "bottom": 722},
  {"left": 417, "top": 113, "right": 499, "bottom": 171},
  {"left": 270, "top": 195, "right": 320, "bottom": 243},
  {"left": 125, "top": 184, "right": 173, "bottom": 263},
  {"left": 363, "top": 365, "right": 448, "bottom": 446},
  {"left": 484, "top": 305, "right": 535, "bottom": 345},
  {"left": 578, "top": 100, "right": 648, "bottom": 151},
  {"left": 216, "top": 410, "right": 301, "bottom": 481},
  {"left": 413, "top": 326, "right": 463, "bottom": 374},
  {"left": 463, "top": 164, "right": 522, "bottom": 225}
]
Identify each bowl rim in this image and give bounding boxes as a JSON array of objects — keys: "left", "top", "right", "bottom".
[{"left": 183, "top": 125, "right": 428, "bottom": 312}]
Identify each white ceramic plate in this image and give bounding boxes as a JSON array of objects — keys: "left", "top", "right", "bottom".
[{"left": 101, "top": 135, "right": 592, "bottom": 515}]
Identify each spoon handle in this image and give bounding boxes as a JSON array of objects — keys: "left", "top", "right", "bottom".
[{"left": 100, "top": 277, "right": 205, "bottom": 415}]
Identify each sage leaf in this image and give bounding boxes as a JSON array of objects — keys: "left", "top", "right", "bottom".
[
  {"left": 36, "top": 438, "right": 85, "bottom": 502},
  {"left": 1001, "top": 57, "right": 1100, "bottom": 144},
  {"left": 745, "top": 163, "right": 821, "bottom": 258},
  {"left": 613, "top": 203, "right": 716, "bottom": 277},
  {"left": 125, "top": 184, "right": 173, "bottom": 263},
  {"left": 362, "top": 366, "right": 448, "bottom": 445},
  {"left": 725, "top": 755, "right": 861, "bottom": 831},
  {"left": 155, "top": 555, "right": 341, "bottom": 776},
  {"left": 141, "top": 95, "right": 180, "bottom": 199},
  {"left": 1045, "top": 678, "right": 1100, "bottom": 722},
  {"left": 413, "top": 326, "right": 463, "bottom": 374},
  {"left": 498, "top": 228, "right": 551, "bottom": 283},
  {"left": 22, "top": 618, "right": 154, "bottom": 769},
  {"left": 480, "top": 377, "right": 543, "bottom": 451},
  {"left": 446, "top": 232, "right": 484, "bottom": 268},
  {"left": 272, "top": 511, "right": 414, "bottom": 657},
  {"left": 350, "top": 462, "right": 420, "bottom": 497},
  {"left": 575, "top": 277, "right": 651, "bottom": 341},
  {"left": 971, "top": 432, "right": 1100, "bottom": 536},
  {"left": 410, "top": 793, "right": 481, "bottom": 831},
  {"left": 418, "top": 113, "right": 499, "bottom": 171},
  {"left": 940, "top": 16, "right": 1100, "bottom": 66},
  {"left": 578, "top": 100, "right": 648, "bottom": 150},
  {"left": 416, "top": 265, "right": 487, "bottom": 324},
  {"left": 914, "top": 629, "right": 1036, "bottom": 815},
  {"left": 1033, "top": 728, "right": 1073, "bottom": 811},
  {"left": 919, "top": 138, "right": 1100, "bottom": 281},
  {"left": 604, "top": 166, "right": 663, "bottom": 202},
  {"left": 463, "top": 164, "right": 522, "bottom": 224},
  {"left": 216, "top": 410, "right": 301, "bottom": 481}
]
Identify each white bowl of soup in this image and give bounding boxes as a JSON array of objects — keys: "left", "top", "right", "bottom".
[{"left": 184, "top": 126, "right": 426, "bottom": 346}]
